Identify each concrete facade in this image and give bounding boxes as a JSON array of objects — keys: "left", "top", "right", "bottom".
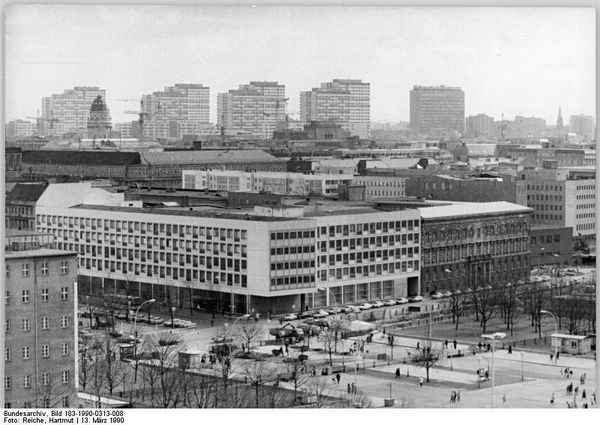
[{"left": 4, "top": 242, "right": 78, "bottom": 409}]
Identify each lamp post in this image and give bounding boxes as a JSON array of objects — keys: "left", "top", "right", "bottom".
[
  {"left": 133, "top": 299, "right": 155, "bottom": 383},
  {"left": 520, "top": 351, "right": 524, "bottom": 381},
  {"left": 540, "top": 310, "right": 558, "bottom": 359},
  {"left": 224, "top": 314, "right": 250, "bottom": 357},
  {"left": 482, "top": 332, "right": 506, "bottom": 408}
]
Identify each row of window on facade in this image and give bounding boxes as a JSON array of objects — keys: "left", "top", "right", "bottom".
[
  {"left": 531, "top": 234, "right": 562, "bottom": 245},
  {"left": 5, "top": 342, "right": 70, "bottom": 361},
  {"left": 38, "top": 215, "right": 248, "bottom": 240},
  {"left": 42, "top": 226, "right": 250, "bottom": 254},
  {"left": 527, "top": 184, "right": 564, "bottom": 191},
  {"left": 319, "top": 220, "right": 419, "bottom": 238},
  {"left": 319, "top": 261, "right": 419, "bottom": 281},
  {"left": 422, "top": 239, "right": 528, "bottom": 263},
  {"left": 6, "top": 315, "right": 70, "bottom": 332},
  {"left": 318, "top": 233, "right": 420, "bottom": 251},
  {"left": 5, "top": 396, "right": 70, "bottom": 409},
  {"left": 320, "top": 247, "right": 419, "bottom": 266},
  {"left": 424, "top": 223, "right": 527, "bottom": 243},
  {"left": 6, "top": 260, "right": 70, "bottom": 278},
  {"left": 270, "top": 274, "right": 316, "bottom": 287},
  {"left": 424, "top": 257, "right": 527, "bottom": 281},
  {"left": 4, "top": 370, "right": 71, "bottom": 389},
  {"left": 5, "top": 287, "right": 70, "bottom": 304}
]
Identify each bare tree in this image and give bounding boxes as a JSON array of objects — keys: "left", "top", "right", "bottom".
[
  {"left": 243, "top": 359, "right": 276, "bottom": 408},
  {"left": 473, "top": 286, "right": 496, "bottom": 333},
  {"left": 499, "top": 282, "right": 519, "bottom": 336},
  {"left": 449, "top": 291, "right": 465, "bottom": 331},
  {"left": 236, "top": 322, "right": 264, "bottom": 353},
  {"left": 103, "top": 333, "right": 127, "bottom": 396},
  {"left": 411, "top": 340, "right": 442, "bottom": 383}
]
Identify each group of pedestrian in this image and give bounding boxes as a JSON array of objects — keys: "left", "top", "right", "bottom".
[
  {"left": 331, "top": 372, "right": 341, "bottom": 385},
  {"left": 443, "top": 339, "right": 458, "bottom": 350},
  {"left": 347, "top": 382, "right": 357, "bottom": 395},
  {"left": 549, "top": 351, "right": 560, "bottom": 364},
  {"left": 561, "top": 367, "right": 574, "bottom": 379},
  {"left": 449, "top": 390, "right": 461, "bottom": 403}
]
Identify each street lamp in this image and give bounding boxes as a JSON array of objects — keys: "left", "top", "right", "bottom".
[
  {"left": 224, "top": 314, "right": 250, "bottom": 357},
  {"left": 133, "top": 299, "right": 156, "bottom": 338},
  {"left": 482, "top": 332, "right": 506, "bottom": 408},
  {"left": 540, "top": 310, "right": 558, "bottom": 359},
  {"left": 133, "top": 298, "right": 155, "bottom": 383}
]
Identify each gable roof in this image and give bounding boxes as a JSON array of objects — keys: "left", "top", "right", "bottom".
[{"left": 6, "top": 182, "right": 49, "bottom": 203}]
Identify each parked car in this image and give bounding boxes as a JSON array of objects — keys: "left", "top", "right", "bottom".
[
  {"left": 382, "top": 299, "right": 397, "bottom": 306},
  {"left": 408, "top": 295, "right": 424, "bottom": 303},
  {"left": 371, "top": 301, "right": 384, "bottom": 308},
  {"left": 212, "top": 335, "right": 234, "bottom": 344},
  {"left": 147, "top": 316, "right": 164, "bottom": 325},
  {"left": 325, "top": 307, "right": 342, "bottom": 315},
  {"left": 115, "top": 311, "right": 128, "bottom": 320},
  {"left": 282, "top": 313, "right": 298, "bottom": 321},
  {"left": 298, "top": 311, "right": 313, "bottom": 319},
  {"left": 359, "top": 303, "right": 373, "bottom": 310},
  {"left": 315, "top": 318, "right": 330, "bottom": 328},
  {"left": 431, "top": 292, "right": 444, "bottom": 299},
  {"left": 312, "top": 310, "right": 329, "bottom": 319},
  {"left": 346, "top": 305, "right": 361, "bottom": 313},
  {"left": 442, "top": 291, "right": 452, "bottom": 298},
  {"left": 118, "top": 335, "right": 140, "bottom": 344},
  {"left": 396, "top": 297, "right": 409, "bottom": 304}
]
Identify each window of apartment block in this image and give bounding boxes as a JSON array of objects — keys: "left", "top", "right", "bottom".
[
  {"left": 61, "top": 316, "right": 68, "bottom": 328},
  {"left": 6, "top": 320, "right": 11, "bottom": 333},
  {"left": 60, "top": 261, "right": 69, "bottom": 275},
  {"left": 41, "top": 372, "right": 50, "bottom": 386},
  {"left": 22, "top": 346, "right": 31, "bottom": 360},
  {"left": 4, "top": 376, "right": 12, "bottom": 390},
  {"left": 22, "top": 289, "right": 30, "bottom": 303},
  {"left": 41, "top": 288, "right": 49, "bottom": 302},
  {"left": 23, "top": 375, "right": 31, "bottom": 388},
  {"left": 43, "top": 399, "right": 50, "bottom": 408},
  {"left": 62, "top": 396, "right": 70, "bottom": 408},
  {"left": 60, "top": 287, "right": 69, "bottom": 300},
  {"left": 62, "top": 343, "right": 69, "bottom": 356},
  {"left": 5, "top": 348, "right": 11, "bottom": 361},
  {"left": 5, "top": 291, "right": 9, "bottom": 305},
  {"left": 5, "top": 265, "right": 9, "bottom": 277},
  {"left": 61, "top": 370, "right": 69, "bottom": 384},
  {"left": 41, "top": 317, "right": 49, "bottom": 330},
  {"left": 22, "top": 318, "right": 30, "bottom": 331},
  {"left": 41, "top": 344, "right": 49, "bottom": 358},
  {"left": 22, "top": 263, "right": 30, "bottom": 277},
  {"left": 41, "top": 261, "right": 49, "bottom": 276}
]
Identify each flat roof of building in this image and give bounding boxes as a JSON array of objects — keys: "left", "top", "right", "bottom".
[
  {"left": 5, "top": 248, "right": 77, "bottom": 259},
  {"left": 141, "top": 150, "right": 285, "bottom": 165},
  {"left": 418, "top": 201, "right": 532, "bottom": 220}
]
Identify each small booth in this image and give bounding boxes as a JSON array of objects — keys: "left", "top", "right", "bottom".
[
  {"left": 550, "top": 333, "right": 592, "bottom": 355},
  {"left": 178, "top": 350, "right": 202, "bottom": 369}
]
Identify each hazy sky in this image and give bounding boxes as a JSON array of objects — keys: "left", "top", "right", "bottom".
[{"left": 5, "top": 5, "right": 596, "bottom": 124}]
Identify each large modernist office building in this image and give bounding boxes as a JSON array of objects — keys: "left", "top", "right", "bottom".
[{"left": 35, "top": 183, "right": 421, "bottom": 315}]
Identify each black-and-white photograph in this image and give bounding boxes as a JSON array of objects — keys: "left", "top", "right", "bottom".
[{"left": 2, "top": 3, "right": 598, "bottom": 412}]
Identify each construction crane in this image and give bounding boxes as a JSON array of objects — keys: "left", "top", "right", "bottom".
[
  {"left": 124, "top": 101, "right": 152, "bottom": 150},
  {"left": 26, "top": 111, "right": 60, "bottom": 130}
]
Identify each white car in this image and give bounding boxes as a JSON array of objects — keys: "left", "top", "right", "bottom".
[
  {"left": 312, "top": 310, "right": 329, "bottom": 319},
  {"left": 383, "top": 299, "right": 397, "bottom": 306},
  {"left": 431, "top": 292, "right": 444, "bottom": 299},
  {"left": 396, "top": 297, "right": 409, "bottom": 304},
  {"left": 282, "top": 313, "right": 298, "bottom": 321},
  {"left": 371, "top": 301, "right": 384, "bottom": 308},
  {"left": 325, "top": 307, "right": 342, "bottom": 315},
  {"left": 408, "top": 295, "right": 424, "bottom": 303},
  {"left": 359, "top": 303, "right": 373, "bottom": 310},
  {"left": 442, "top": 291, "right": 452, "bottom": 298},
  {"left": 346, "top": 305, "right": 361, "bottom": 313}
]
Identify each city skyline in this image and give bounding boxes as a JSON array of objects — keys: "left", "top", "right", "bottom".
[{"left": 5, "top": 6, "right": 595, "bottom": 124}]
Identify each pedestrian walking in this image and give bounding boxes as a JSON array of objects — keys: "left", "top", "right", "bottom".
[
  {"left": 478, "top": 341, "right": 482, "bottom": 351},
  {"left": 569, "top": 370, "right": 574, "bottom": 379},
  {"left": 336, "top": 372, "right": 341, "bottom": 384},
  {"left": 550, "top": 393, "right": 555, "bottom": 405},
  {"left": 550, "top": 353, "right": 553, "bottom": 362},
  {"left": 450, "top": 391, "right": 456, "bottom": 403},
  {"left": 279, "top": 317, "right": 283, "bottom": 325},
  {"left": 395, "top": 368, "right": 400, "bottom": 379},
  {"left": 456, "top": 390, "right": 461, "bottom": 402},
  {"left": 210, "top": 318, "right": 214, "bottom": 327},
  {"left": 453, "top": 339, "right": 457, "bottom": 349},
  {"left": 582, "top": 389, "right": 586, "bottom": 400},
  {"left": 347, "top": 383, "right": 351, "bottom": 394},
  {"left": 555, "top": 351, "right": 559, "bottom": 361},
  {"left": 416, "top": 342, "right": 420, "bottom": 350},
  {"left": 574, "top": 386, "right": 579, "bottom": 396},
  {"left": 419, "top": 377, "right": 423, "bottom": 387},
  {"left": 508, "top": 345, "right": 512, "bottom": 354},
  {"left": 592, "top": 392, "right": 596, "bottom": 405},
  {"left": 502, "top": 394, "right": 506, "bottom": 405},
  {"left": 332, "top": 377, "right": 336, "bottom": 384},
  {"left": 444, "top": 339, "right": 448, "bottom": 349}
]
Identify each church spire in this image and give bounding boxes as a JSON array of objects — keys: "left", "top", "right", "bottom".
[{"left": 557, "top": 106, "right": 563, "bottom": 132}]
